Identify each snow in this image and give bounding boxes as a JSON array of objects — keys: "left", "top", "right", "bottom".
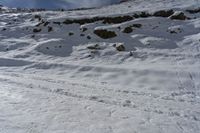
[{"left": 0, "top": 0, "right": 200, "bottom": 133}]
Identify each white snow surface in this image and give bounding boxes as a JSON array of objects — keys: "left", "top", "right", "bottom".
[{"left": 0, "top": 0, "right": 200, "bottom": 133}]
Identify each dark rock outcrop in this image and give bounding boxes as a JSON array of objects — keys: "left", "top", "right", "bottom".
[
  {"left": 94, "top": 29, "right": 117, "bottom": 39},
  {"left": 170, "top": 12, "right": 188, "bottom": 20},
  {"left": 153, "top": 10, "right": 174, "bottom": 17}
]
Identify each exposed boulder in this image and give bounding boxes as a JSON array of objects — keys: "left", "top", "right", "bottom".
[
  {"left": 123, "top": 26, "right": 133, "bottom": 33},
  {"left": 153, "top": 10, "right": 174, "bottom": 17},
  {"left": 102, "top": 16, "right": 133, "bottom": 24},
  {"left": 94, "top": 29, "right": 117, "bottom": 39},
  {"left": 34, "top": 15, "right": 41, "bottom": 21},
  {"left": 186, "top": 8, "right": 200, "bottom": 14},
  {"left": 115, "top": 44, "right": 126, "bottom": 51},
  {"left": 170, "top": 12, "right": 188, "bottom": 20},
  {"left": 123, "top": 23, "right": 142, "bottom": 33},
  {"left": 63, "top": 17, "right": 104, "bottom": 25}
]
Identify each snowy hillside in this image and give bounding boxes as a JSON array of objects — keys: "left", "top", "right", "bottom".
[{"left": 0, "top": 0, "right": 200, "bottom": 133}]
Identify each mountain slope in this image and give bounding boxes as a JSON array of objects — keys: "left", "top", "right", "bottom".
[{"left": 0, "top": 0, "right": 200, "bottom": 133}]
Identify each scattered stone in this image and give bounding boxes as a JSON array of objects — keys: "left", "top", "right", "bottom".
[
  {"left": 112, "top": 44, "right": 117, "bottom": 47},
  {"left": 2, "top": 28, "right": 6, "bottom": 31},
  {"left": 90, "top": 96, "right": 98, "bottom": 100},
  {"left": 53, "top": 22, "right": 61, "bottom": 25},
  {"left": 48, "top": 26, "right": 53, "bottom": 32},
  {"left": 87, "top": 44, "right": 101, "bottom": 50},
  {"left": 87, "top": 35, "right": 91, "bottom": 39},
  {"left": 132, "top": 24, "right": 142, "bottom": 28},
  {"left": 116, "top": 44, "right": 126, "bottom": 51},
  {"left": 33, "top": 28, "right": 42, "bottom": 33},
  {"left": 44, "top": 21, "right": 50, "bottom": 26},
  {"left": 69, "top": 32, "right": 74, "bottom": 36},
  {"left": 94, "top": 29, "right": 117, "bottom": 39},
  {"left": 167, "top": 27, "right": 182, "bottom": 34},
  {"left": 31, "top": 35, "right": 35, "bottom": 38},
  {"left": 129, "top": 51, "right": 133, "bottom": 56},
  {"left": 34, "top": 15, "right": 41, "bottom": 21},
  {"left": 80, "top": 34, "right": 85, "bottom": 36},
  {"left": 81, "top": 27, "right": 88, "bottom": 32}
]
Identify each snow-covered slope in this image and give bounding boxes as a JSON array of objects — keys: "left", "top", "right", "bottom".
[{"left": 0, "top": 0, "right": 200, "bottom": 133}]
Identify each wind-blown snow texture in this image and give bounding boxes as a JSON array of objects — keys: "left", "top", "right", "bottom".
[{"left": 0, "top": 0, "right": 200, "bottom": 133}]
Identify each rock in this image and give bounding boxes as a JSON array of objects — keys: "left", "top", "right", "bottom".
[
  {"left": 167, "top": 27, "right": 182, "bottom": 34},
  {"left": 186, "top": 8, "right": 200, "bottom": 14},
  {"left": 31, "top": 35, "right": 35, "bottom": 38},
  {"left": 44, "top": 21, "right": 50, "bottom": 26},
  {"left": 94, "top": 29, "right": 117, "bottom": 39},
  {"left": 2, "top": 28, "right": 6, "bottom": 31},
  {"left": 53, "top": 22, "right": 61, "bottom": 25},
  {"left": 153, "top": 10, "right": 174, "bottom": 17},
  {"left": 48, "top": 26, "right": 53, "bottom": 32},
  {"left": 132, "top": 24, "right": 142, "bottom": 28},
  {"left": 87, "top": 35, "right": 91, "bottom": 39},
  {"left": 170, "top": 12, "right": 188, "bottom": 20},
  {"left": 63, "top": 17, "right": 104, "bottom": 25},
  {"left": 123, "top": 23, "right": 142, "bottom": 33},
  {"left": 68, "top": 32, "right": 74, "bottom": 36},
  {"left": 139, "top": 12, "right": 151, "bottom": 18},
  {"left": 63, "top": 15, "right": 133, "bottom": 25},
  {"left": 35, "top": 21, "right": 45, "bottom": 27},
  {"left": 80, "top": 34, "right": 85, "bottom": 36},
  {"left": 87, "top": 44, "right": 101, "bottom": 50},
  {"left": 33, "top": 28, "right": 41, "bottom": 33},
  {"left": 34, "top": 15, "right": 41, "bottom": 21},
  {"left": 123, "top": 26, "right": 133, "bottom": 33},
  {"left": 116, "top": 44, "right": 125, "bottom": 51},
  {"left": 81, "top": 27, "right": 88, "bottom": 32},
  {"left": 102, "top": 16, "right": 133, "bottom": 24}
]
